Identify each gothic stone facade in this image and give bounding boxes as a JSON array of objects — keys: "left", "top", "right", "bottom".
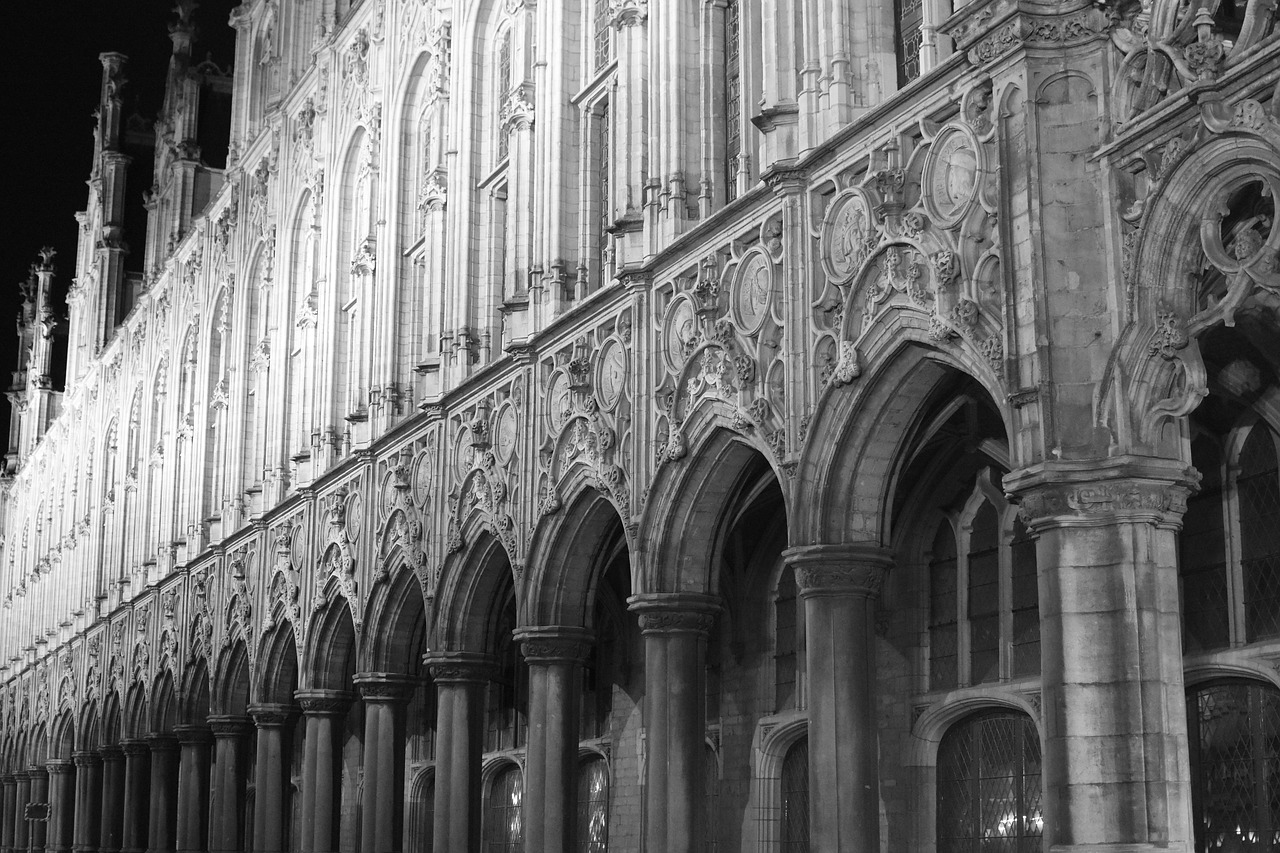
[{"left": 1, "top": 0, "right": 1279, "bottom": 852}]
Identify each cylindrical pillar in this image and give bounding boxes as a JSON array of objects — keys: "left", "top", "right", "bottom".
[
  {"left": 206, "top": 717, "right": 250, "bottom": 853},
  {"left": 12, "top": 773, "right": 31, "bottom": 853},
  {"left": 294, "top": 691, "right": 353, "bottom": 853},
  {"left": 627, "top": 593, "right": 720, "bottom": 853},
  {"left": 1008, "top": 462, "right": 1196, "bottom": 853},
  {"left": 785, "top": 543, "right": 892, "bottom": 853},
  {"left": 119, "top": 742, "right": 150, "bottom": 853},
  {"left": 246, "top": 706, "right": 294, "bottom": 853},
  {"left": 97, "top": 747, "right": 124, "bottom": 853},
  {"left": 423, "top": 653, "right": 493, "bottom": 853},
  {"left": 71, "top": 751, "right": 101, "bottom": 853},
  {"left": 172, "top": 727, "right": 211, "bottom": 853},
  {"left": 353, "top": 675, "right": 415, "bottom": 853},
  {"left": 1, "top": 774, "right": 18, "bottom": 853},
  {"left": 30, "top": 767, "right": 50, "bottom": 853},
  {"left": 144, "top": 735, "right": 178, "bottom": 853},
  {"left": 516, "top": 628, "right": 591, "bottom": 853},
  {"left": 46, "top": 759, "right": 75, "bottom": 853}
]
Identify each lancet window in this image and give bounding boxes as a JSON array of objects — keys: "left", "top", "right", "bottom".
[
  {"left": 484, "top": 762, "right": 524, "bottom": 851},
  {"left": 576, "top": 755, "right": 609, "bottom": 852}
]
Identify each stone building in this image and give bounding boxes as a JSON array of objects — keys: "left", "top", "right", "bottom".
[{"left": 1, "top": 0, "right": 1279, "bottom": 851}]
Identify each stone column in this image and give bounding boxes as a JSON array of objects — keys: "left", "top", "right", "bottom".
[
  {"left": 515, "top": 627, "right": 591, "bottom": 853},
  {"left": 144, "top": 735, "right": 178, "bottom": 853},
  {"left": 353, "top": 674, "right": 415, "bottom": 853},
  {"left": 1006, "top": 460, "right": 1197, "bottom": 853},
  {"left": 246, "top": 706, "right": 294, "bottom": 853},
  {"left": 71, "top": 751, "right": 101, "bottom": 853},
  {"left": 46, "top": 760, "right": 75, "bottom": 853},
  {"left": 12, "top": 773, "right": 30, "bottom": 853},
  {"left": 30, "top": 767, "right": 49, "bottom": 853},
  {"left": 119, "top": 742, "right": 150, "bottom": 853},
  {"left": 206, "top": 717, "right": 250, "bottom": 853},
  {"left": 172, "top": 727, "right": 211, "bottom": 853},
  {"left": 294, "top": 691, "right": 353, "bottom": 853},
  {"left": 1, "top": 774, "right": 16, "bottom": 853},
  {"left": 627, "top": 593, "right": 720, "bottom": 853},
  {"left": 97, "top": 748, "right": 124, "bottom": 853},
  {"left": 784, "top": 543, "right": 891, "bottom": 853},
  {"left": 423, "top": 653, "right": 493, "bottom": 853}
]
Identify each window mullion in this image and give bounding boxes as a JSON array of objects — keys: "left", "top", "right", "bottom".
[
  {"left": 957, "top": 524, "right": 972, "bottom": 687},
  {"left": 1224, "top": 458, "right": 1247, "bottom": 645},
  {"left": 999, "top": 518, "right": 1013, "bottom": 683}
]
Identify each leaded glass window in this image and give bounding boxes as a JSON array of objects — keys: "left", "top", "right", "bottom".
[
  {"left": 930, "top": 521, "right": 959, "bottom": 690},
  {"left": 1240, "top": 424, "right": 1280, "bottom": 641},
  {"left": 1010, "top": 519, "right": 1040, "bottom": 678},
  {"left": 576, "top": 757, "right": 609, "bottom": 852},
  {"left": 593, "top": 0, "right": 612, "bottom": 72},
  {"left": 705, "top": 745, "right": 719, "bottom": 853},
  {"left": 781, "top": 737, "right": 810, "bottom": 852},
  {"left": 497, "top": 28, "right": 513, "bottom": 162},
  {"left": 1181, "top": 435, "right": 1230, "bottom": 652},
  {"left": 969, "top": 503, "right": 1001, "bottom": 685},
  {"left": 724, "top": 0, "right": 741, "bottom": 203},
  {"left": 485, "top": 764, "right": 524, "bottom": 852},
  {"left": 937, "top": 712, "right": 1043, "bottom": 853},
  {"left": 896, "top": 0, "right": 924, "bottom": 85},
  {"left": 1187, "top": 680, "right": 1280, "bottom": 853}
]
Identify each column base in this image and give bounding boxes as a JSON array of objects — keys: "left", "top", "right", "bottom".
[{"left": 1051, "top": 846, "right": 1191, "bottom": 853}]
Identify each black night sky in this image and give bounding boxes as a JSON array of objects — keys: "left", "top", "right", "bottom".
[{"left": 0, "top": 1, "right": 235, "bottom": 446}]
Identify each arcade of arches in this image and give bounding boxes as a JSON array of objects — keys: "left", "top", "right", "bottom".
[{"left": 3, "top": 1, "right": 1280, "bottom": 852}]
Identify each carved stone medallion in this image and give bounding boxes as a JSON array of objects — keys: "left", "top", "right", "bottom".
[
  {"left": 923, "top": 127, "right": 980, "bottom": 226},
  {"left": 821, "top": 190, "right": 876, "bottom": 284},
  {"left": 493, "top": 403, "right": 518, "bottom": 466},
  {"left": 596, "top": 338, "right": 627, "bottom": 410},
  {"left": 731, "top": 249, "right": 775, "bottom": 335}
]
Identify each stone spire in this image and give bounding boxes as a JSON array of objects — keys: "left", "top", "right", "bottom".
[
  {"left": 5, "top": 249, "right": 62, "bottom": 474},
  {"left": 66, "top": 52, "right": 133, "bottom": 383}
]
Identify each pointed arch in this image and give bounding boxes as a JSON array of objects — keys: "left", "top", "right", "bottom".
[
  {"left": 304, "top": 596, "right": 359, "bottom": 691},
  {"left": 363, "top": 558, "right": 429, "bottom": 674},
  {"left": 433, "top": 528, "right": 516, "bottom": 653},
  {"left": 211, "top": 640, "right": 251, "bottom": 716},
  {"left": 256, "top": 621, "right": 300, "bottom": 705}
]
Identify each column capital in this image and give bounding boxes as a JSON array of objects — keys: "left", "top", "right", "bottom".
[
  {"left": 207, "top": 714, "right": 254, "bottom": 736},
  {"left": 120, "top": 739, "right": 151, "bottom": 757},
  {"left": 172, "top": 724, "right": 214, "bottom": 745},
  {"left": 98, "top": 745, "right": 125, "bottom": 762},
  {"left": 353, "top": 672, "right": 418, "bottom": 702},
  {"left": 12, "top": 770, "right": 31, "bottom": 781},
  {"left": 514, "top": 626, "right": 593, "bottom": 664},
  {"left": 71, "top": 751, "right": 102, "bottom": 768},
  {"left": 294, "top": 689, "right": 355, "bottom": 716},
  {"left": 782, "top": 543, "right": 893, "bottom": 598},
  {"left": 0, "top": 773, "right": 14, "bottom": 783},
  {"left": 144, "top": 733, "right": 180, "bottom": 752},
  {"left": 627, "top": 592, "right": 720, "bottom": 635},
  {"left": 423, "top": 651, "right": 496, "bottom": 684},
  {"left": 28, "top": 765, "right": 48, "bottom": 779},
  {"left": 1004, "top": 455, "right": 1199, "bottom": 532},
  {"left": 247, "top": 704, "right": 298, "bottom": 727},
  {"left": 46, "top": 759, "right": 73, "bottom": 775}
]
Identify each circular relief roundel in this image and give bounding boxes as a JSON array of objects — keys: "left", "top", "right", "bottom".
[
  {"left": 924, "top": 128, "right": 980, "bottom": 225},
  {"left": 412, "top": 451, "right": 433, "bottom": 505},
  {"left": 821, "top": 191, "right": 875, "bottom": 284},
  {"left": 345, "top": 491, "right": 363, "bottom": 542},
  {"left": 596, "top": 338, "right": 627, "bottom": 410},
  {"left": 547, "top": 372, "right": 571, "bottom": 433},
  {"left": 732, "top": 249, "right": 775, "bottom": 335},
  {"left": 454, "top": 426, "right": 473, "bottom": 479},
  {"left": 663, "top": 296, "right": 698, "bottom": 370},
  {"left": 493, "top": 403, "right": 518, "bottom": 466}
]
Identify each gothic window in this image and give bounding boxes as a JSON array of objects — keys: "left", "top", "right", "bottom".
[
  {"left": 775, "top": 566, "right": 805, "bottom": 711},
  {"left": 496, "top": 27, "right": 513, "bottom": 162},
  {"left": 927, "top": 475, "right": 1040, "bottom": 690},
  {"left": 1180, "top": 421, "right": 1280, "bottom": 649},
  {"left": 486, "top": 592, "right": 527, "bottom": 751},
  {"left": 581, "top": 601, "right": 618, "bottom": 740},
  {"left": 410, "top": 771, "right": 435, "bottom": 853},
  {"left": 484, "top": 763, "right": 524, "bottom": 852},
  {"left": 895, "top": 0, "right": 925, "bottom": 85},
  {"left": 936, "top": 711, "right": 1043, "bottom": 853},
  {"left": 724, "top": 0, "right": 741, "bottom": 203},
  {"left": 1186, "top": 679, "right": 1280, "bottom": 852},
  {"left": 780, "top": 737, "right": 810, "bottom": 852},
  {"left": 593, "top": 0, "right": 612, "bottom": 72},
  {"left": 576, "top": 756, "right": 609, "bottom": 852},
  {"left": 595, "top": 101, "right": 612, "bottom": 292},
  {"left": 705, "top": 744, "right": 720, "bottom": 853}
]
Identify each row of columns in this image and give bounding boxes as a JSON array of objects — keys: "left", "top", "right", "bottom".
[{"left": 0, "top": 469, "right": 1192, "bottom": 853}]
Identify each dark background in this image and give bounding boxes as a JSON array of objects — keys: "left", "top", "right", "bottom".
[{"left": 0, "top": 1, "right": 234, "bottom": 447}]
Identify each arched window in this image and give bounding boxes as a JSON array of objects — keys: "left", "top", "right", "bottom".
[
  {"left": 486, "top": 593, "right": 527, "bottom": 751},
  {"left": 576, "top": 756, "right": 608, "bottom": 852},
  {"left": 1239, "top": 425, "right": 1280, "bottom": 641},
  {"left": 780, "top": 737, "right": 809, "bottom": 852},
  {"left": 1186, "top": 679, "right": 1280, "bottom": 852},
  {"left": 723, "top": 0, "right": 741, "bottom": 203},
  {"left": 896, "top": 0, "right": 925, "bottom": 85},
  {"left": 927, "top": 472, "right": 1040, "bottom": 690},
  {"left": 937, "top": 711, "right": 1043, "bottom": 852},
  {"left": 1180, "top": 420, "right": 1280, "bottom": 649},
  {"left": 484, "top": 763, "right": 524, "bottom": 852}
]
